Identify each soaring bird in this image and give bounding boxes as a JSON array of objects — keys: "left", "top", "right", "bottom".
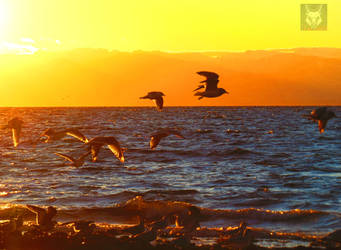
[
  {"left": 150, "top": 129, "right": 184, "bottom": 150},
  {"left": 4, "top": 117, "right": 24, "bottom": 147},
  {"left": 41, "top": 128, "right": 88, "bottom": 143},
  {"left": 86, "top": 136, "right": 125, "bottom": 163},
  {"left": 54, "top": 152, "right": 90, "bottom": 167},
  {"left": 26, "top": 205, "right": 57, "bottom": 230},
  {"left": 194, "top": 71, "right": 228, "bottom": 100},
  {"left": 308, "top": 107, "right": 336, "bottom": 133},
  {"left": 140, "top": 92, "right": 165, "bottom": 111}
]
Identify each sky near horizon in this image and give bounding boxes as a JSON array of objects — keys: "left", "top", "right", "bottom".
[
  {"left": 0, "top": 0, "right": 340, "bottom": 107},
  {"left": 0, "top": 0, "right": 340, "bottom": 52}
]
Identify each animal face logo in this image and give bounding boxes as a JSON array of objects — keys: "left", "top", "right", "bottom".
[{"left": 301, "top": 4, "right": 327, "bottom": 31}]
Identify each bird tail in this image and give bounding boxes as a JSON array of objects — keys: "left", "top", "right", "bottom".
[{"left": 194, "top": 92, "right": 204, "bottom": 100}]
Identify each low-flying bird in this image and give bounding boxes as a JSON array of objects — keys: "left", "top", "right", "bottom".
[
  {"left": 41, "top": 128, "right": 88, "bottom": 143},
  {"left": 26, "top": 205, "right": 57, "bottom": 230},
  {"left": 150, "top": 129, "right": 184, "bottom": 150},
  {"left": 307, "top": 107, "right": 336, "bottom": 133},
  {"left": 3, "top": 117, "right": 24, "bottom": 147},
  {"left": 140, "top": 92, "right": 165, "bottom": 111},
  {"left": 86, "top": 136, "right": 125, "bottom": 163},
  {"left": 194, "top": 71, "right": 228, "bottom": 100},
  {"left": 54, "top": 152, "right": 90, "bottom": 167}
]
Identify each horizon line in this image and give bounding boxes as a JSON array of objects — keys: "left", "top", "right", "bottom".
[
  {"left": 2, "top": 46, "right": 341, "bottom": 56},
  {"left": 0, "top": 105, "right": 340, "bottom": 108}
]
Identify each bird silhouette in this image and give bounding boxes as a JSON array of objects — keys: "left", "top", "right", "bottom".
[
  {"left": 194, "top": 71, "right": 228, "bottom": 100},
  {"left": 308, "top": 107, "right": 336, "bottom": 133},
  {"left": 150, "top": 129, "right": 184, "bottom": 150},
  {"left": 3, "top": 117, "right": 24, "bottom": 147},
  {"left": 86, "top": 136, "right": 125, "bottom": 163},
  {"left": 140, "top": 92, "right": 165, "bottom": 111},
  {"left": 54, "top": 151, "right": 90, "bottom": 167},
  {"left": 41, "top": 128, "right": 88, "bottom": 143}
]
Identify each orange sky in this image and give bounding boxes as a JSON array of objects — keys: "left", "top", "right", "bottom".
[{"left": 0, "top": 0, "right": 340, "bottom": 106}]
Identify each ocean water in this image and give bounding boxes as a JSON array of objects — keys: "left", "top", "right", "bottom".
[{"left": 0, "top": 106, "right": 340, "bottom": 236}]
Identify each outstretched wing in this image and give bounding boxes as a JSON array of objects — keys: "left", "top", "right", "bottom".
[
  {"left": 12, "top": 128, "right": 21, "bottom": 147},
  {"left": 150, "top": 135, "right": 162, "bottom": 150},
  {"left": 65, "top": 129, "right": 88, "bottom": 143},
  {"left": 55, "top": 152, "right": 75, "bottom": 163},
  {"left": 197, "top": 71, "right": 219, "bottom": 91},
  {"left": 197, "top": 71, "right": 219, "bottom": 80},
  {"left": 318, "top": 120, "right": 328, "bottom": 133},
  {"left": 140, "top": 92, "right": 164, "bottom": 100},
  {"left": 154, "top": 96, "right": 164, "bottom": 111},
  {"left": 107, "top": 144, "right": 125, "bottom": 163},
  {"left": 193, "top": 85, "right": 205, "bottom": 92},
  {"left": 170, "top": 130, "right": 185, "bottom": 139}
]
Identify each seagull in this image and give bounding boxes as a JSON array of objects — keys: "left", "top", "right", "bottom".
[
  {"left": 140, "top": 92, "right": 165, "bottom": 111},
  {"left": 308, "top": 107, "right": 336, "bottom": 133},
  {"left": 194, "top": 71, "right": 228, "bottom": 100},
  {"left": 3, "top": 117, "right": 24, "bottom": 147},
  {"left": 41, "top": 128, "right": 88, "bottom": 143},
  {"left": 54, "top": 152, "right": 90, "bottom": 167},
  {"left": 86, "top": 136, "right": 125, "bottom": 163},
  {"left": 150, "top": 129, "right": 185, "bottom": 150},
  {"left": 26, "top": 205, "right": 57, "bottom": 230}
]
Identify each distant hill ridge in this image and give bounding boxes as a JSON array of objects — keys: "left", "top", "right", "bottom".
[{"left": 0, "top": 47, "right": 340, "bottom": 106}]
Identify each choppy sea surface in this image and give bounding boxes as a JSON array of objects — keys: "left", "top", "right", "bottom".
[{"left": 0, "top": 107, "right": 340, "bottom": 238}]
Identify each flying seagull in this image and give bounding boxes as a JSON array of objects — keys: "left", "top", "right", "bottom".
[
  {"left": 150, "top": 129, "right": 185, "bottom": 150},
  {"left": 3, "top": 117, "right": 24, "bottom": 147},
  {"left": 140, "top": 92, "right": 165, "bottom": 111},
  {"left": 41, "top": 128, "right": 88, "bottom": 143},
  {"left": 308, "top": 107, "right": 336, "bottom": 133},
  {"left": 194, "top": 71, "right": 228, "bottom": 100},
  {"left": 54, "top": 152, "right": 90, "bottom": 167},
  {"left": 86, "top": 136, "right": 125, "bottom": 163}
]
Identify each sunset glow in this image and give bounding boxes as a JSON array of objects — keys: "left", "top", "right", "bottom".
[{"left": 0, "top": 0, "right": 340, "bottom": 106}]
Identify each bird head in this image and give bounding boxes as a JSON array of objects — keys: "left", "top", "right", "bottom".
[{"left": 219, "top": 88, "right": 229, "bottom": 95}]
